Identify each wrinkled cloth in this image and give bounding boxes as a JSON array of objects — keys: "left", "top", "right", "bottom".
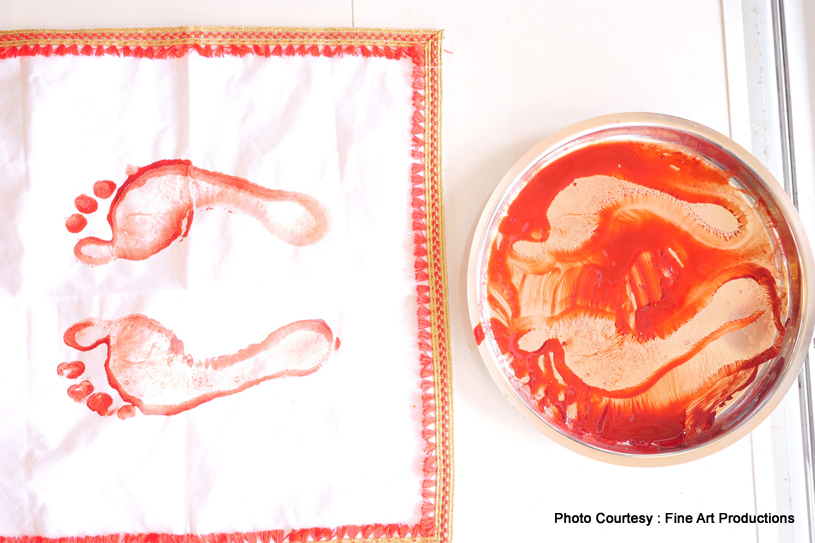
[{"left": 0, "top": 38, "right": 426, "bottom": 537}]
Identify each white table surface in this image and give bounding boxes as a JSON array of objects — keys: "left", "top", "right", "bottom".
[{"left": 2, "top": 1, "right": 812, "bottom": 542}]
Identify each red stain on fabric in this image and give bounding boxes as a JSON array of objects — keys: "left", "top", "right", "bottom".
[
  {"left": 67, "top": 380, "right": 94, "bottom": 402},
  {"left": 65, "top": 214, "right": 87, "bottom": 233},
  {"left": 87, "top": 392, "right": 113, "bottom": 415},
  {"left": 116, "top": 405, "right": 136, "bottom": 419},
  {"left": 93, "top": 180, "right": 117, "bottom": 199},
  {"left": 74, "top": 194, "right": 98, "bottom": 214},
  {"left": 63, "top": 315, "right": 336, "bottom": 417},
  {"left": 57, "top": 361, "right": 85, "bottom": 379},
  {"left": 72, "top": 160, "right": 331, "bottom": 266}
]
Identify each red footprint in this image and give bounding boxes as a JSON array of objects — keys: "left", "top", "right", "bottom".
[
  {"left": 60, "top": 315, "right": 337, "bottom": 417},
  {"left": 71, "top": 160, "right": 331, "bottom": 265},
  {"left": 59, "top": 160, "right": 336, "bottom": 418}
]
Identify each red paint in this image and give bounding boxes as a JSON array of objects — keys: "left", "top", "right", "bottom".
[
  {"left": 93, "top": 180, "right": 117, "bottom": 199},
  {"left": 73, "top": 160, "right": 332, "bottom": 265},
  {"left": 117, "top": 405, "right": 136, "bottom": 419},
  {"left": 67, "top": 380, "right": 93, "bottom": 402},
  {"left": 65, "top": 214, "right": 87, "bottom": 233},
  {"left": 334, "top": 337, "right": 341, "bottom": 350},
  {"left": 87, "top": 392, "right": 113, "bottom": 415},
  {"left": 473, "top": 323, "right": 485, "bottom": 345},
  {"left": 74, "top": 194, "right": 98, "bottom": 214},
  {"left": 63, "top": 315, "right": 335, "bottom": 416},
  {"left": 57, "top": 361, "right": 85, "bottom": 379},
  {"left": 485, "top": 140, "right": 787, "bottom": 450}
]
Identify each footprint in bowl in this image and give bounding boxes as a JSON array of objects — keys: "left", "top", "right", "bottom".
[
  {"left": 59, "top": 160, "right": 337, "bottom": 418},
  {"left": 484, "top": 141, "right": 787, "bottom": 449}
]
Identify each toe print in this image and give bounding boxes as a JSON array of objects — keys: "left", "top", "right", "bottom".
[
  {"left": 69, "top": 160, "right": 331, "bottom": 266},
  {"left": 62, "top": 316, "right": 337, "bottom": 417},
  {"left": 65, "top": 214, "right": 88, "bottom": 233},
  {"left": 93, "top": 180, "right": 116, "bottom": 199},
  {"left": 58, "top": 355, "right": 129, "bottom": 418},
  {"left": 67, "top": 380, "right": 93, "bottom": 402},
  {"left": 74, "top": 194, "right": 99, "bottom": 214},
  {"left": 57, "top": 361, "right": 85, "bottom": 378},
  {"left": 65, "top": 189, "right": 105, "bottom": 234}
]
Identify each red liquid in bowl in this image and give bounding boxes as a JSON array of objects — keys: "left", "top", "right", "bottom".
[{"left": 483, "top": 140, "right": 787, "bottom": 451}]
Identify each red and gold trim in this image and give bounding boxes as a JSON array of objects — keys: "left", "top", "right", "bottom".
[
  {"left": 0, "top": 27, "right": 451, "bottom": 543},
  {"left": 0, "top": 27, "right": 439, "bottom": 57}
]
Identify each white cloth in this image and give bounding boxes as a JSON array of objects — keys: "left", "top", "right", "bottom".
[{"left": 0, "top": 49, "right": 423, "bottom": 536}]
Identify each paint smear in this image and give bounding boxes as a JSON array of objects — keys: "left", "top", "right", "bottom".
[
  {"left": 483, "top": 140, "right": 787, "bottom": 451},
  {"left": 473, "top": 323, "right": 485, "bottom": 345}
]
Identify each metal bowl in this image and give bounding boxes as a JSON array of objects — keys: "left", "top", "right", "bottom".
[{"left": 467, "top": 113, "right": 815, "bottom": 466}]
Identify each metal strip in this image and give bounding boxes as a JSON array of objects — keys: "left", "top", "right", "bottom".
[{"left": 770, "top": 0, "right": 815, "bottom": 540}]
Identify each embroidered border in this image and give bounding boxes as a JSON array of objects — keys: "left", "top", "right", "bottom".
[{"left": 0, "top": 27, "right": 451, "bottom": 543}]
